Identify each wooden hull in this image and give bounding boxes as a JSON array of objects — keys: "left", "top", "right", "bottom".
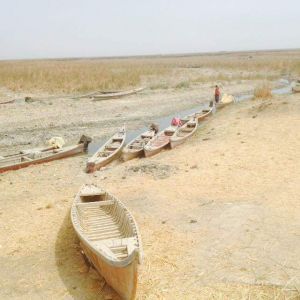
[
  {"left": 122, "top": 130, "right": 156, "bottom": 162},
  {"left": 170, "top": 138, "right": 185, "bottom": 148},
  {"left": 86, "top": 127, "right": 126, "bottom": 173},
  {"left": 144, "top": 144, "right": 168, "bottom": 157},
  {"left": 216, "top": 101, "right": 233, "bottom": 110},
  {"left": 195, "top": 108, "right": 213, "bottom": 122},
  {"left": 292, "top": 84, "right": 300, "bottom": 93},
  {"left": 80, "top": 240, "right": 138, "bottom": 300},
  {"left": 93, "top": 87, "right": 145, "bottom": 100},
  {"left": 122, "top": 149, "right": 143, "bottom": 161},
  {"left": 86, "top": 148, "right": 123, "bottom": 172},
  {"left": 170, "top": 120, "right": 198, "bottom": 149},
  {"left": 144, "top": 127, "right": 175, "bottom": 157},
  {"left": 0, "top": 99, "right": 14, "bottom": 105},
  {"left": 0, "top": 144, "right": 85, "bottom": 173},
  {"left": 71, "top": 184, "right": 143, "bottom": 300}
]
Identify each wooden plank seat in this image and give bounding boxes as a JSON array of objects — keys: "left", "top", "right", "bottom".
[
  {"left": 91, "top": 237, "right": 137, "bottom": 259},
  {"left": 181, "top": 128, "right": 194, "bottom": 132}
]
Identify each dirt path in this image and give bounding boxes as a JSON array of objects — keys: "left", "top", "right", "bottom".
[{"left": 0, "top": 93, "right": 299, "bottom": 299}]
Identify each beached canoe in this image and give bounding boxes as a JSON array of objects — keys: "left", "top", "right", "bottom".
[
  {"left": 192, "top": 107, "right": 213, "bottom": 122},
  {"left": 122, "top": 129, "right": 156, "bottom": 161},
  {"left": 216, "top": 101, "right": 233, "bottom": 109},
  {"left": 71, "top": 184, "right": 143, "bottom": 300},
  {"left": 93, "top": 87, "right": 145, "bottom": 100},
  {"left": 0, "top": 99, "right": 14, "bottom": 105},
  {"left": 0, "top": 135, "right": 91, "bottom": 173},
  {"left": 144, "top": 126, "right": 177, "bottom": 157},
  {"left": 170, "top": 118, "right": 198, "bottom": 148},
  {"left": 217, "top": 94, "right": 235, "bottom": 109},
  {"left": 292, "top": 81, "right": 300, "bottom": 93},
  {"left": 86, "top": 126, "right": 126, "bottom": 173}
]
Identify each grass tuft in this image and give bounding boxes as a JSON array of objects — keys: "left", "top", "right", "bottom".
[{"left": 254, "top": 82, "right": 272, "bottom": 99}]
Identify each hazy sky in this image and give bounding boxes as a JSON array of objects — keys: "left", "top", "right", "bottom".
[{"left": 0, "top": 0, "right": 299, "bottom": 60}]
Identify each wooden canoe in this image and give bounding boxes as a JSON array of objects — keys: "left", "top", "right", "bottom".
[
  {"left": 170, "top": 118, "right": 198, "bottom": 148},
  {"left": 144, "top": 126, "right": 177, "bottom": 157},
  {"left": 93, "top": 87, "right": 145, "bottom": 100},
  {"left": 292, "top": 82, "right": 300, "bottom": 93},
  {"left": 71, "top": 184, "right": 143, "bottom": 300},
  {"left": 194, "top": 107, "right": 213, "bottom": 121},
  {"left": 122, "top": 129, "right": 156, "bottom": 161},
  {"left": 86, "top": 126, "right": 126, "bottom": 173},
  {"left": 216, "top": 101, "right": 232, "bottom": 109},
  {"left": 0, "top": 99, "right": 15, "bottom": 105},
  {"left": 0, "top": 136, "right": 91, "bottom": 174}
]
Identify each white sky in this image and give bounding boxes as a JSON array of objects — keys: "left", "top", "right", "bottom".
[{"left": 0, "top": 0, "right": 299, "bottom": 60}]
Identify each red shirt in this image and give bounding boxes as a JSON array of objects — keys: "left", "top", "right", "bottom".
[
  {"left": 215, "top": 87, "right": 220, "bottom": 96},
  {"left": 171, "top": 117, "right": 182, "bottom": 126}
]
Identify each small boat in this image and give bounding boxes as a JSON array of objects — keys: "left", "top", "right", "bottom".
[
  {"left": 0, "top": 135, "right": 91, "bottom": 173},
  {"left": 144, "top": 126, "right": 177, "bottom": 157},
  {"left": 122, "top": 129, "right": 156, "bottom": 161},
  {"left": 190, "top": 107, "right": 213, "bottom": 122},
  {"left": 73, "top": 90, "right": 123, "bottom": 99},
  {"left": 170, "top": 118, "right": 198, "bottom": 148},
  {"left": 86, "top": 126, "right": 126, "bottom": 173},
  {"left": 93, "top": 87, "right": 145, "bottom": 100},
  {"left": 71, "top": 184, "right": 143, "bottom": 300},
  {"left": 292, "top": 80, "right": 300, "bottom": 93},
  {"left": 216, "top": 102, "right": 230, "bottom": 109},
  {"left": 217, "top": 94, "right": 235, "bottom": 109},
  {"left": 0, "top": 99, "right": 14, "bottom": 105}
]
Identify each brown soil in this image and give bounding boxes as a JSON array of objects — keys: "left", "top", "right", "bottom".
[{"left": 0, "top": 91, "right": 299, "bottom": 299}]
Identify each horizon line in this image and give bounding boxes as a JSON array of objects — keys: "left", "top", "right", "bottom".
[{"left": 1, "top": 47, "right": 300, "bottom": 62}]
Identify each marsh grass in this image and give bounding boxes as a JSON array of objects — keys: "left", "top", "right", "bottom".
[
  {"left": 254, "top": 82, "right": 272, "bottom": 99},
  {"left": 0, "top": 59, "right": 169, "bottom": 93},
  {"left": 192, "top": 72, "right": 278, "bottom": 84},
  {"left": 0, "top": 50, "right": 299, "bottom": 93}
]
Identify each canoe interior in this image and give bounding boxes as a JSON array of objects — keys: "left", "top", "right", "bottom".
[
  {"left": 72, "top": 185, "right": 142, "bottom": 299},
  {"left": 0, "top": 146, "right": 76, "bottom": 168},
  {"left": 89, "top": 128, "right": 126, "bottom": 162},
  {"left": 174, "top": 120, "right": 197, "bottom": 138},
  {"left": 191, "top": 107, "right": 213, "bottom": 121},
  {"left": 74, "top": 185, "right": 140, "bottom": 263},
  {"left": 96, "top": 138, "right": 123, "bottom": 158},
  {"left": 126, "top": 130, "right": 156, "bottom": 152},
  {"left": 148, "top": 126, "right": 176, "bottom": 148}
]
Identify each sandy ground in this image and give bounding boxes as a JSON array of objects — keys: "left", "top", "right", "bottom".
[{"left": 1, "top": 89, "right": 300, "bottom": 299}]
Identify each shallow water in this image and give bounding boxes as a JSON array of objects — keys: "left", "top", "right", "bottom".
[{"left": 88, "top": 84, "right": 292, "bottom": 155}]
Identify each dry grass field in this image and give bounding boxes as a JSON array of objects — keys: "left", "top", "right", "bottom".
[{"left": 0, "top": 49, "right": 299, "bottom": 93}]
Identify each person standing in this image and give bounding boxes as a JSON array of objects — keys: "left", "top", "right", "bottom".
[{"left": 214, "top": 85, "right": 220, "bottom": 104}]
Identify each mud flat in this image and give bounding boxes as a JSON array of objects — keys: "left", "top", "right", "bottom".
[
  {"left": 0, "top": 92, "right": 299, "bottom": 299},
  {"left": 0, "top": 81, "right": 256, "bottom": 155}
]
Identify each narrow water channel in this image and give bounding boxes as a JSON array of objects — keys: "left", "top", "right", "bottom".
[{"left": 88, "top": 84, "right": 292, "bottom": 155}]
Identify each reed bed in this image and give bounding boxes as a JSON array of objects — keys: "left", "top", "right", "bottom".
[
  {"left": 254, "top": 82, "right": 273, "bottom": 99},
  {"left": 0, "top": 59, "right": 169, "bottom": 93},
  {"left": 0, "top": 50, "right": 299, "bottom": 93}
]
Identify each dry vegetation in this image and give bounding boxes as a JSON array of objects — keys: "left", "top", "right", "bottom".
[
  {"left": 254, "top": 82, "right": 273, "bottom": 99},
  {"left": 0, "top": 50, "right": 299, "bottom": 93}
]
